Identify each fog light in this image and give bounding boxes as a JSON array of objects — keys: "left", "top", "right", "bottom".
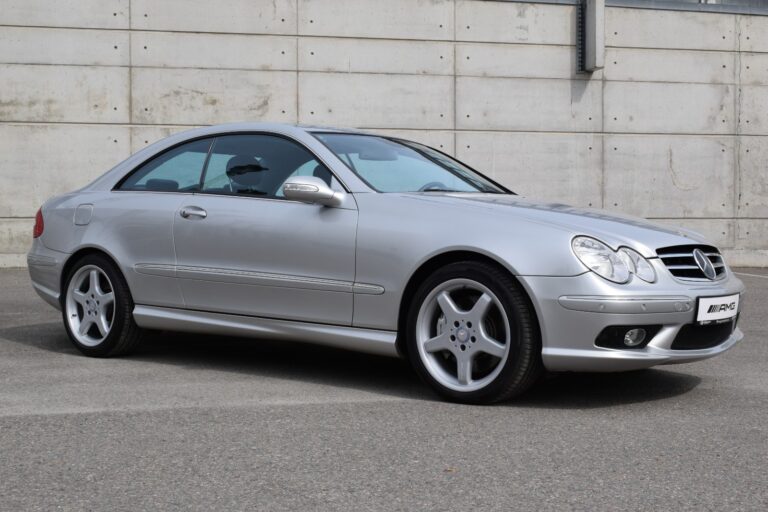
[
  {"left": 624, "top": 328, "right": 647, "bottom": 347},
  {"left": 596, "top": 325, "right": 660, "bottom": 349}
]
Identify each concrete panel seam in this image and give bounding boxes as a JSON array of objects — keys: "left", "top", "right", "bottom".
[
  {"left": 295, "top": 0, "right": 299, "bottom": 125},
  {"left": 605, "top": 44, "right": 753, "bottom": 54},
  {"left": 0, "top": 61, "right": 744, "bottom": 86},
  {"left": 128, "top": 1, "right": 133, "bottom": 134},
  {"left": 734, "top": 14, "right": 743, "bottom": 221},
  {"left": 0, "top": 24, "right": 593, "bottom": 47},
  {"left": 600, "top": 62, "right": 606, "bottom": 209},
  {"left": 453, "top": 0, "right": 458, "bottom": 153},
  {"left": 3, "top": 121, "right": 766, "bottom": 139}
]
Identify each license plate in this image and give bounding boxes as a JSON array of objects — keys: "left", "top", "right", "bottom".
[{"left": 696, "top": 294, "right": 740, "bottom": 324}]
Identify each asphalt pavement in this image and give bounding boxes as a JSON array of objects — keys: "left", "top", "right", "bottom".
[{"left": 1, "top": 268, "right": 766, "bottom": 511}]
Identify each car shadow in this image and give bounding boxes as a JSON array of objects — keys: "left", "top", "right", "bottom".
[
  {"left": 2, "top": 322, "right": 701, "bottom": 408},
  {"left": 0, "top": 322, "right": 429, "bottom": 401},
  {"left": 515, "top": 369, "right": 702, "bottom": 409},
  {"left": 136, "top": 329, "right": 431, "bottom": 401}
]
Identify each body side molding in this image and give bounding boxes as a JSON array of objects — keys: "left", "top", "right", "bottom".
[{"left": 134, "top": 264, "right": 385, "bottom": 295}]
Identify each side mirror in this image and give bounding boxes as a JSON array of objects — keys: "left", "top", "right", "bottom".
[{"left": 283, "top": 176, "right": 345, "bottom": 207}]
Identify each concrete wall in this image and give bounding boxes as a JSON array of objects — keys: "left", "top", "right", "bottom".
[{"left": 1, "top": 0, "right": 766, "bottom": 266}]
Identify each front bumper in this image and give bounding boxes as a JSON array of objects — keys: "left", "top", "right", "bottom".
[{"left": 519, "top": 260, "right": 745, "bottom": 372}]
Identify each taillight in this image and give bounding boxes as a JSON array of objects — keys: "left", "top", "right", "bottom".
[{"left": 33, "top": 208, "right": 44, "bottom": 238}]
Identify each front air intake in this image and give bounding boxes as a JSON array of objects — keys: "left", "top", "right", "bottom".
[{"left": 671, "top": 317, "right": 738, "bottom": 350}]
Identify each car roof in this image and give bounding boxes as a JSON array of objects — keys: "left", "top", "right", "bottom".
[{"left": 174, "top": 122, "right": 371, "bottom": 138}]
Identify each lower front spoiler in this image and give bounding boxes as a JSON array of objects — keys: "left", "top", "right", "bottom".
[{"left": 542, "top": 327, "right": 744, "bottom": 372}]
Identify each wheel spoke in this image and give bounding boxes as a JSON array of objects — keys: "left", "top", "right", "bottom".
[
  {"left": 475, "top": 334, "right": 506, "bottom": 359},
  {"left": 436, "top": 291, "right": 462, "bottom": 319},
  {"left": 468, "top": 293, "right": 493, "bottom": 324},
  {"left": 72, "top": 290, "right": 88, "bottom": 306},
  {"left": 89, "top": 270, "right": 102, "bottom": 295},
  {"left": 456, "top": 356, "right": 472, "bottom": 385},
  {"left": 95, "top": 310, "right": 110, "bottom": 338},
  {"left": 423, "top": 333, "right": 452, "bottom": 354},
  {"left": 78, "top": 318, "right": 93, "bottom": 336},
  {"left": 100, "top": 291, "right": 115, "bottom": 307}
]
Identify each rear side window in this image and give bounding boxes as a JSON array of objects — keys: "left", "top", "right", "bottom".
[
  {"left": 200, "top": 134, "right": 340, "bottom": 198},
  {"left": 119, "top": 139, "right": 212, "bottom": 192}
]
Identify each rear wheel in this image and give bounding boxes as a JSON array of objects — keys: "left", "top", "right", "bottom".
[
  {"left": 62, "top": 254, "right": 143, "bottom": 357},
  {"left": 405, "top": 261, "right": 542, "bottom": 404}
]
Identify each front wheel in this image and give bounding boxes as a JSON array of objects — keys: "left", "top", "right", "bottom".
[
  {"left": 405, "top": 261, "right": 542, "bottom": 404},
  {"left": 62, "top": 254, "right": 143, "bottom": 357}
]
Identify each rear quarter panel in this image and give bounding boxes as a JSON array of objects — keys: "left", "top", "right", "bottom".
[{"left": 41, "top": 191, "right": 185, "bottom": 308}]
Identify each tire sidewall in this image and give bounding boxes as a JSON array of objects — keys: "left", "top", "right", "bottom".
[{"left": 405, "top": 261, "right": 539, "bottom": 404}]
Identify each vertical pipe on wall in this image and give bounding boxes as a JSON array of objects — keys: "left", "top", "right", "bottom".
[{"left": 581, "top": 0, "right": 605, "bottom": 72}]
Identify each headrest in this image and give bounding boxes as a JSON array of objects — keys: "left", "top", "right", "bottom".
[{"left": 226, "top": 155, "right": 267, "bottom": 188}]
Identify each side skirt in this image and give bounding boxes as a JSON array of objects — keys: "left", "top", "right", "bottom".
[{"left": 132, "top": 305, "right": 399, "bottom": 357}]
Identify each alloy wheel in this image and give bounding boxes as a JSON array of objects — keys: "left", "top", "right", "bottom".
[
  {"left": 415, "top": 278, "right": 512, "bottom": 392},
  {"left": 65, "top": 265, "right": 116, "bottom": 347}
]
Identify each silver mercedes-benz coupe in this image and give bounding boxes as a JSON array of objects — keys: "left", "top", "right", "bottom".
[{"left": 28, "top": 123, "right": 745, "bottom": 403}]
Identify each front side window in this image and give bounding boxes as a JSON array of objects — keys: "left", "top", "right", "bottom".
[
  {"left": 201, "top": 134, "right": 340, "bottom": 198},
  {"left": 314, "top": 133, "right": 508, "bottom": 194},
  {"left": 119, "top": 138, "right": 212, "bottom": 192}
]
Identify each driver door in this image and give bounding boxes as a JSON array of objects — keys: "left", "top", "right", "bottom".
[{"left": 172, "top": 133, "right": 357, "bottom": 326}]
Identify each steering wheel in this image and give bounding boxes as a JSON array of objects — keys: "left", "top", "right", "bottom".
[{"left": 419, "top": 181, "right": 448, "bottom": 192}]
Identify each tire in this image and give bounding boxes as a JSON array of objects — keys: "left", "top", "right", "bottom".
[
  {"left": 61, "top": 253, "right": 143, "bottom": 357},
  {"left": 405, "top": 261, "right": 543, "bottom": 404}
]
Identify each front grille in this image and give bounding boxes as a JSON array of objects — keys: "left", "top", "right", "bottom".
[
  {"left": 656, "top": 244, "right": 726, "bottom": 280},
  {"left": 671, "top": 317, "right": 737, "bottom": 350}
]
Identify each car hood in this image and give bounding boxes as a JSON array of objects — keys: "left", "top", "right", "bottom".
[{"left": 404, "top": 193, "right": 711, "bottom": 257}]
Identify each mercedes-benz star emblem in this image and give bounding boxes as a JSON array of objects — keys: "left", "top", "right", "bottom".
[{"left": 692, "top": 248, "right": 717, "bottom": 280}]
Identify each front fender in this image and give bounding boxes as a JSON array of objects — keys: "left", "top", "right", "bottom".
[{"left": 351, "top": 194, "right": 584, "bottom": 330}]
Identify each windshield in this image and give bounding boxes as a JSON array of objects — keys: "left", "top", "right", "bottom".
[{"left": 313, "top": 133, "right": 509, "bottom": 194}]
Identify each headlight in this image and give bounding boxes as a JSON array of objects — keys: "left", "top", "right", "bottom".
[
  {"left": 572, "top": 237, "right": 630, "bottom": 283},
  {"left": 618, "top": 247, "right": 656, "bottom": 283},
  {"left": 572, "top": 237, "right": 656, "bottom": 284}
]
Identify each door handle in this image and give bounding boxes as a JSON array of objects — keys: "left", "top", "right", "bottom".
[{"left": 180, "top": 206, "right": 207, "bottom": 219}]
